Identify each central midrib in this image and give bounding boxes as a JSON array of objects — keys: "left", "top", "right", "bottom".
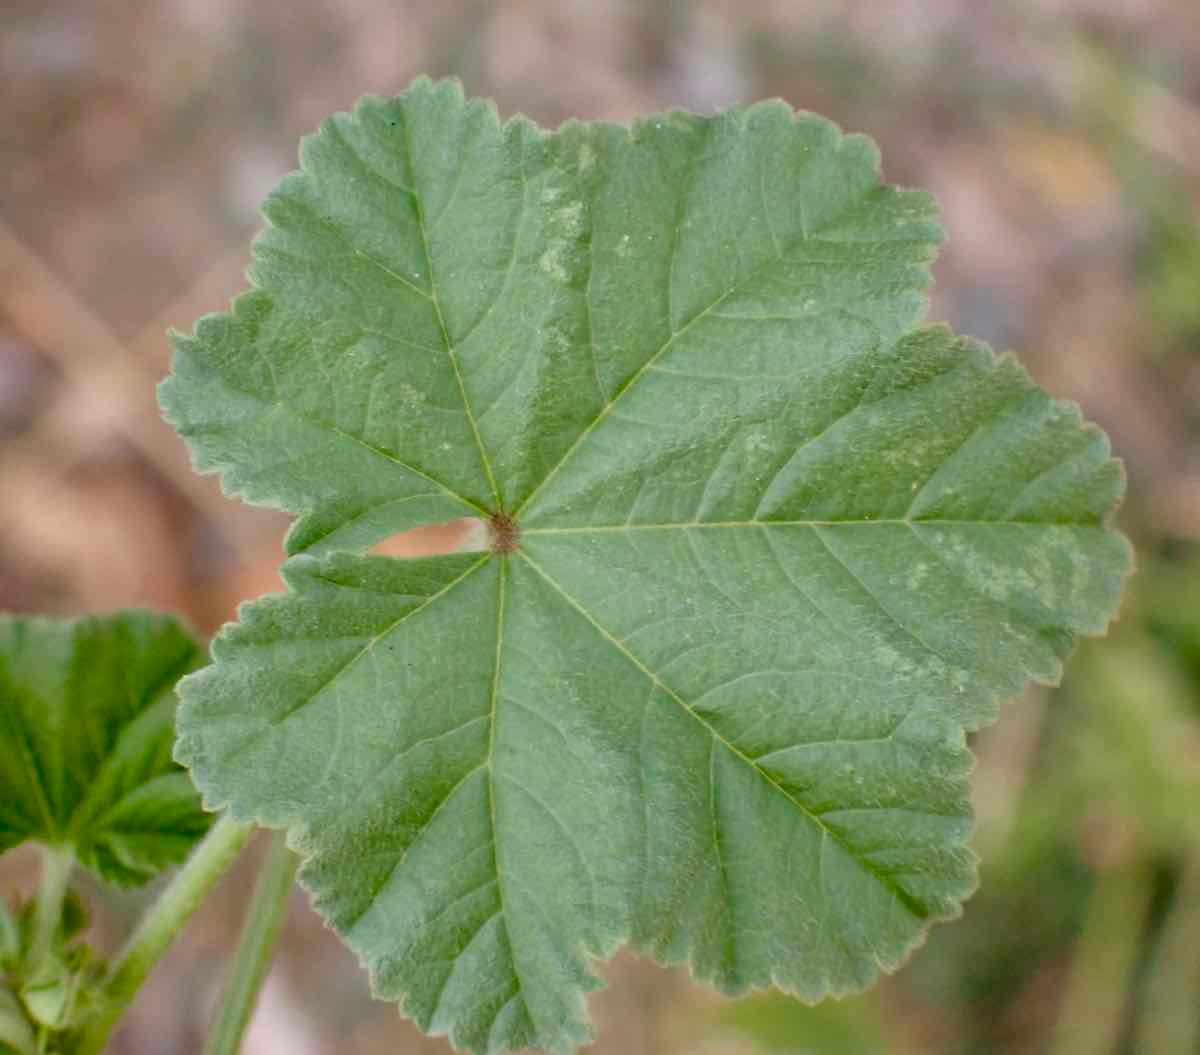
[
  {"left": 519, "top": 517, "right": 1095, "bottom": 533},
  {"left": 395, "top": 105, "right": 502, "bottom": 511},
  {"left": 482, "top": 556, "right": 537, "bottom": 1037}
]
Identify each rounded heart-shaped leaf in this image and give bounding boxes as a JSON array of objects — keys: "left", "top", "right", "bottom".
[{"left": 163, "top": 78, "right": 1131, "bottom": 1055}]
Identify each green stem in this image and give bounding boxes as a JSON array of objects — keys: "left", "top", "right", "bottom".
[
  {"left": 1134, "top": 849, "right": 1200, "bottom": 1055},
  {"left": 203, "top": 832, "right": 298, "bottom": 1055},
  {"left": 28, "top": 845, "right": 73, "bottom": 971},
  {"left": 1049, "top": 856, "right": 1153, "bottom": 1055},
  {"left": 74, "top": 815, "right": 252, "bottom": 1055}
]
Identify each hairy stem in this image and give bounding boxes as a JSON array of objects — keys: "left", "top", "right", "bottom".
[
  {"left": 28, "top": 844, "right": 73, "bottom": 971},
  {"left": 203, "top": 832, "right": 298, "bottom": 1055},
  {"left": 74, "top": 815, "right": 252, "bottom": 1055}
]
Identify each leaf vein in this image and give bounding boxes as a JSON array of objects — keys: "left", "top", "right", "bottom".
[
  {"left": 811, "top": 525, "right": 959, "bottom": 671},
  {"left": 395, "top": 104, "right": 502, "bottom": 508},
  {"left": 517, "top": 551, "right": 929, "bottom": 922}
]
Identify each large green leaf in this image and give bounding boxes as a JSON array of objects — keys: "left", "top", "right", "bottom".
[
  {"left": 0, "top": 612, "right": 210, "bottom": 885},
  {"left": 163, "top": 78, "right": 1131, "bottom": 1054}
]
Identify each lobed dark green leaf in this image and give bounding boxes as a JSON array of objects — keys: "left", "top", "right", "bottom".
[{"left": 0, "top": 612, "right": 210, "bottom": 886}]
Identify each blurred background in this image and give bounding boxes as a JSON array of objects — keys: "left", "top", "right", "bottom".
[{"left": 2, "top": 1, "right": 1199, "bottom": 1052}]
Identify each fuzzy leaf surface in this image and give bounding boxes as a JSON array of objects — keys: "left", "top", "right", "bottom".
[
  {"left": 165, "top": 78, "right": 1131, "bottom": 1055},
  {"left": 0, "top": 612, "right": 209, "bottom": 885}
]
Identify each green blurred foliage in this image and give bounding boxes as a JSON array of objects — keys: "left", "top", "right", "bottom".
[{"left": 714, "top": 990, "right": 886, "bottom": 1055}]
